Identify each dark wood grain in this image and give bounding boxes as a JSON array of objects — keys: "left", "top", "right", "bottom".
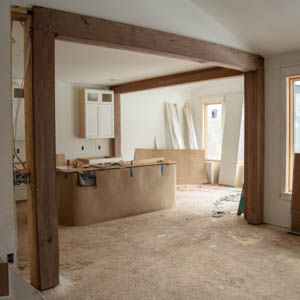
[
  {"left": 111, "top": 67, "right": 242, "bottom": 94},
  {"left": 0, "top": 263, "right": 9, "bottom": 296},
  {"left": 291, "top": 154, "right": 300, "bottom": 232},
  {"left": 244, "top": 68, "right": 265, "bottom": 225},
  {"left": 24, "top": 15, "right": 40, "bottom": 289},
  {"left": 32, "top": 9, "right": 59, "bottom": 290},
  {"left": 32, "top": 7, "right": 263, "bottom": 72},
  {"left": 112, "top": 93, "right": 121, "bottom": 157}
]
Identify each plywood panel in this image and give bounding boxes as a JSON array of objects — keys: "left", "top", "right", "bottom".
[
  {"left": 291, "top": 154, "right": 300, "bottom": 232},
  {"left": 134, "top": 149, "right": 207, "bottom": 184}
]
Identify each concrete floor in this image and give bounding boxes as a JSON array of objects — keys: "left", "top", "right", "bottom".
[{"left": 16, "top": 185, "right": 300, "bottom": 300}]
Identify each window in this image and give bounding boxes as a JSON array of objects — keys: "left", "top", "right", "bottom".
[
  {"left": 204, "top": 103, "right": 223, "bottom": 160},
  {"left": 288, "top": 77, "right": 300, "bottom": 192}
]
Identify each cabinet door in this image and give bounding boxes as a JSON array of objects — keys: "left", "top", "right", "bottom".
[
  {"left": 98, "top": 105, "right": 114, "bottom": 138},
  {"left": 85, "top": 104, "right": 99, "bottom": 138}
]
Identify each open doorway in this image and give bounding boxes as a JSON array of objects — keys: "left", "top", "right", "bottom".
[{"left": 13, "top": 28, "right": 245, "bottom": 288}]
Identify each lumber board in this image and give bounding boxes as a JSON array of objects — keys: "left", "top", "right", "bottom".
[
  {"left": 134, "top": 149, "right": 207, "bottom": 184},
  {"left": 244, "top": 68, "right": 265, "bottom": 225},
  {"left": 132, "top": 157, "right": 164, "bottom": 165},
  {"left": 291, "top": 154, "right": 300, "bottom": 232},
  {"left": 56, "top": 154, "right": 66, "bottom": 166},
  {"left": 32, "top": 15, "right": 59, "bottom": 290},
  {"left": 56, "top": 160, "right": 175, "bottom": 174},
  {"left": 111, "top": 67, "right": 243, "bottom": 94},
  {"left": 11, "top": 6, "right": 31, "bottom": 22},
  {"left": 113, "top": 93, "right": 121, "bottom": 157},
  {"left": 32, "top": 7, "right": 263, "bottom": 72}
]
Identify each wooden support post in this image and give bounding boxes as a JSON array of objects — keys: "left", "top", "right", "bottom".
[
  {"left": 30, "top": 16, "right": 59, "bottom": 290},
  {"left": 24, "top": 15, "right": 39, "bottom": 288},
  {"left": 244, "top": 68, "right": 265, "bottom": 225},
  {"left": 111, "top": 93, "right": 121, "bottom": 157}
]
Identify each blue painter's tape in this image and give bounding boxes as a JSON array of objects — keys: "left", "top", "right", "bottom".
[
  {"left": 161, "top": 165, "right": 164, "bottom": 176},
  {"left": 130, "top": 167, "right": 133, "bottom": 177}
]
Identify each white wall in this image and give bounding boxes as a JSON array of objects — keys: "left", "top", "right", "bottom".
[
  {"left": 0, "top": 0, "right": 16, "bottom": 266},
  {"left": 121, "top": 87, "right": 189, "bottom": 161},
  {"left": 12, "top": 81, "right": 111, "bottom": 162},
  {"left": 264, "top": 51, "right": 300, "bottom": 228},
  {"left": 55, "top": 82, "right": 110, "bottom": 160},
  {"left": 218, "top": 94, "right": 244, "bottom": 186},
  {"left": 188, "top": 77, "right": 244, "bottom": 150},
  {"left": 121, "top": 78, "right": 245, "bottom": 163}
]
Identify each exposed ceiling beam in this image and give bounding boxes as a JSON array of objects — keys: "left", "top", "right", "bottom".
[
  {"left": 33, "top": 7, "right": 263, "bottom": 72},
  {"left": 110, "top": 67, "right": 243, "bottom": 94}
]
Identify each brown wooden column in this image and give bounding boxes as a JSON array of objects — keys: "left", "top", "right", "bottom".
[
  {"left": 31, "top": 13, "right": 59, "bottom": 290},
  {"left": 24, "top": 15, "right": 39, "bottom": 288},
  {"left": 244, "top": 68, "right": 265, "bottom": 225},
  {"left": 112, "top": 93, "right": 121, "bottom": 157}
]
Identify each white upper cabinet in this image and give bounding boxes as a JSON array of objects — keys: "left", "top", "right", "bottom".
[{"left": 79, "top": 89, "right": 114, "bottom": 139}]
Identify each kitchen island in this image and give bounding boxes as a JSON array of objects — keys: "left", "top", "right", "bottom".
[{"left": 56, "top": 161, "right": 176, "bottom": 226}]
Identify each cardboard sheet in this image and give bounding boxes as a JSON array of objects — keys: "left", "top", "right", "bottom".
[
  {"left": 134, "top": 149, "right": 207, "bottom": 184},
  {"left": 57, "top": 163, "right": 176, "bottom": 226}
]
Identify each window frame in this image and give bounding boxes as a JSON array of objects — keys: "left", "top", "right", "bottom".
[
  {"left": 288, "top": 77, "right": 300, "bottom": 192},
  {"left": 204, "top": 102, "right": 222, "bottom": 161}
]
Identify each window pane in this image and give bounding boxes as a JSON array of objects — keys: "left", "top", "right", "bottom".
[
  {"left": 295, "top": 82, "right": 300, "bottom": 153},
  {"left": 206, "top": 104, "right": 223, "bottom": 160}
]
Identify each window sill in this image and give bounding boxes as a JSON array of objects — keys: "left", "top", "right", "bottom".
[{"left": 281, "top": 192, "right": 292, "bottom": 202}]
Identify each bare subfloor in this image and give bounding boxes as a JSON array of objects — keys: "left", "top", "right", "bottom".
[{"left": 17, "top": 185, "right": 300, "bottom": 300}]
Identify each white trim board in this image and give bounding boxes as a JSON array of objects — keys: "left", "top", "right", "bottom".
[{"left": 218, "top": 93, "right": 244, "bottom": 186}]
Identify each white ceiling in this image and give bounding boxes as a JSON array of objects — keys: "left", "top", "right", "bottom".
[
  {"left": 191, "top": 0, "right": 300, "bottom": 57},
  {"left": 12, "top": 21, "right": 210, "bottom": 86}
]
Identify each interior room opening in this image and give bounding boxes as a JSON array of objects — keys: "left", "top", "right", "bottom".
[{"left": 12, "top": 32, "right": 245, "bottom": 286}]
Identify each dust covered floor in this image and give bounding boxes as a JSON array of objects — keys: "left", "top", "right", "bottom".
[{"left": 16, "top": 184, "right": 300, "bottom": 300}]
